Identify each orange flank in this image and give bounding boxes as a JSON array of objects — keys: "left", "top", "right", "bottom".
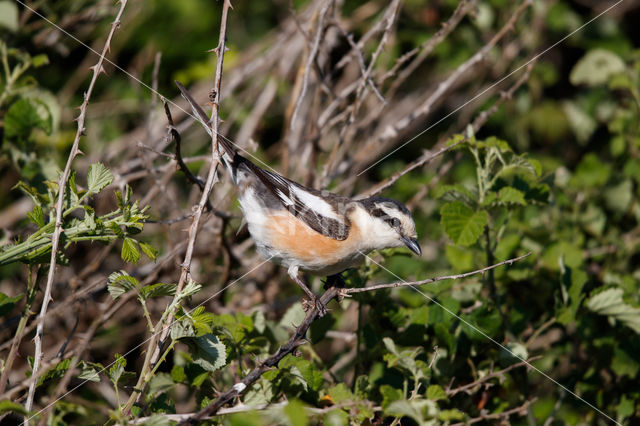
[{"left": 265, "top": 213, "right": 360, "bottom": 264}]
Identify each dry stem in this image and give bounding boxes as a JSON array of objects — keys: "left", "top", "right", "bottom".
[{"left": 24, "top": 0, "right": 128, "bottom": 417}]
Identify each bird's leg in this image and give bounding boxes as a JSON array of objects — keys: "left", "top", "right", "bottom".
[{"left": 288, "top": 267, "right": 326, "bottom": 317}]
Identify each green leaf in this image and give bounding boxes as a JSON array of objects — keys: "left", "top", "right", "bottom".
[
  {"left": 570, "top": 49, "right": 626, "bottom": 86},
  {"left": 0, "top": 292, "right": 23, "bottom": 317},
  {"left": 107, "top": 271, "right": 139, "bottom": 299},
  {"left": 426, "top": 384, "right": 447, "bottom": 401},
  {"left": 0, "top": 400, "right": 27, "bottom": 415},
  {"left": 184, "top": 334, "right": 226, "bottom": 372},
  {"left": 562, "top": 101, "right": 597, "bottom": 144},
  {"left": 86, "top": 163, "right": 113, "bottom": 194},
  {"left": 605, "top": 180, "right": 632, "bottom": 213},
  {"left": 283, "top": 399, "right": 308, "bottom": 426},
  {"left": 586, "top": 288, "right": 640, "bottom": 333},
  {"left": 77, "top": 361, "right": 101, "bottom": 382},
  {"left": 140, "top": 283, "right": 176, "bottom": 300},
  {"left": 440, "top": 202, "right": 488, "bottom": 246},
  {"left": 139, "top": 242, "right": 158, "bottom": 260},
  {"left": 32, "top": 54, "right": 49, "bottom": 68},
  {"left": 279, "top": 303, "right": 306, "bottom": 329},
  {"left": 380, "top": 385, "right": 403, "bottom": 410},
  {"left": 108, "top": 354, "right": 126, "bottom": 386},
  {"left": 37, "top": 359, "right": 71, "bottom": 386},
  {"left": 4, "top": 98, "right": 52, "bottom": 139},
  {"left": 0, "top": 1, "right": 19, "bottom": 32},
  {"left": 327, "top": 383, "right": 353, "bottom": 403},
  {"left": 121, "top": 238, "right": 140, "bottom": 265},
  {"left": 497, "top": 187, "right": 526, "bottom": 205},
  {"left": 148, "top": 373, "right": 175, "bottom": 397},
  {"left": 27, "top": 205, "right": 45, "bottom": 227}
]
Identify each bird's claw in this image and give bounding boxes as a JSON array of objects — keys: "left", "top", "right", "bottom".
[{"left": 302, "top": 295, "right": 327, "bottom": 317}]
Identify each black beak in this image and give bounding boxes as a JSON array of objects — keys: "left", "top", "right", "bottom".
[{"left": 402, "top": 236, "right": 422, "bottom": 256}]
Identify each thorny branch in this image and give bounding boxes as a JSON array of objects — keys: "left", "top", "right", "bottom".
[
  {"left": 179, "top": 253, "right": 530, "bottom": 423},
  {"left": 24, "top": 0, "right": 128, "bottom": 417},
  {"left": 123, "top": 0, "right": 232, "bottom": 412}
]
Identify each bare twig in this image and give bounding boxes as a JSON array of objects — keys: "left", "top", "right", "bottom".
[
  {"left": 450, "top": 398, "right": 537, "bottom": 426},
  {"left": 345, "top": 253, "right": 531, "bottom": 295},
  {"left": 446, "top": 356, "right": 542, "bottom": 397},
  {"left": 24, "top": 0, "right": 128, "bottom": 416},
  {"left": 289, "top": 0, "right": 332, "bottom": 131},
  {"left": 122, "top": 0, "right": 233, "bottom": 413},
  {"left": 355, "top": 0, "right": 533, "bottom": 175},
  {"left": 382, "top": 0, "right": 478, "bottom": 96}
]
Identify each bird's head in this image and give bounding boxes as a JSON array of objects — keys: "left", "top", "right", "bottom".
[{"left": 356, "top": 196, "right": 421, "bottom": 256}]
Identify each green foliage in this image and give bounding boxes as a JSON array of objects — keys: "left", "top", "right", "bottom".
[{"left": 0, "top": 164, "right": 153, "bottom": 267}]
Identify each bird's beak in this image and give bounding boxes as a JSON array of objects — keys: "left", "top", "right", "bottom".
[{"left": 402, "top": 236, "right": 422, "bottom": 256}]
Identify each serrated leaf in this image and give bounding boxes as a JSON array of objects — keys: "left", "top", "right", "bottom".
[
  {"left": 37, "top": 359, "right": 71, "bottom": 386},
  {"left": 78, "top": 361, "right": 101, "bottom": 382},
  {"left": 440, "top": 202, "right": 488, "bottom": 246},
  {"left": 586, "top": 288, "right": 640, "bottom": 333},
  {"left": 139, "top": 242, "right": 158, "bottom": 260},
  {"left": 0, "top": 292, "right": 24, "bottom": 317},
  {"left": 4, "top": 98, "right": 52, "bottom": 139},
  {"left": 27, "top": 205, "right": 45, "bottom": 227},
  {"left": 148, "top": 373, "right": 174, "bottom": 397},
  {"left": 426, "top": 384, "right": 447, "bottom": 401},
  {"left": 108, "top": 354, "right": 126, "bottom": 386},
  {"left": 121, "top": 238, "right": 140, "bottom": 265},
  {"left": 570, "top": 49, "right": 625, "bottom": 86},
  {"left": 184, "top": 334, "right": 226, "bottom": 372},
  {"left": 107, "top": 271, "right": 139, "bottom": 299},
  {"left": 86, "top": 163, "right": 113, "bottom": 194},
  {"left": 140, "top": 283, "right": 176, "bottom": 300},
  {"left": 497, "top": 187, "right": 526, "bottom": 205}
]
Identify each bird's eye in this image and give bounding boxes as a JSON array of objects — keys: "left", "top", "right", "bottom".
[{"left": 386, "top": 217, "right": 400, "bottom": 227}]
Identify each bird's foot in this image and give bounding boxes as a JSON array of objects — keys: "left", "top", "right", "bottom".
[
  {"left": 336, "top": 287, "right": 352, "bottom": 302},
  {"left": 302, "top": 295, "right": 327, "bottom": 317}
]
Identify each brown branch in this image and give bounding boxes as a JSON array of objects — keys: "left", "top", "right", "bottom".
[
  {"left": 346, "top": 253, "right": 531, "bottom": 295},
  {"left": 289, "top": 0, "right": 332, "bottom": 131},
  {"left": 122, "top": 0, "right": 233, "bottom": 414},
  {"left": 359, "top": 58, "right": 535, "bottom": 199},
  {"left": 470, "top": 60, "right": 536, "bottom": 134},
  {"left": 382, "top": 0, "right": 478, "bottom": 96},
  {"left": 450, "top": 398, "right": 537, "bottom": 426},
  {"left": 24, "top": 0, "right": 128, "bottom": 415},
  {"left": 446, "top": 356, "right": 542, "bottom": 397},
  {"left": 321, "top": 0, "right": 400, "bottom": 185},
  {"left": 359, "top": 137, "right": 466, "bottom": 198}
]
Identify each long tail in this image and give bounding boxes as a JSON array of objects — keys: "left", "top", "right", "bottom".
[{"left": 175, "top": 80, "right": 236, "bottom": 161}]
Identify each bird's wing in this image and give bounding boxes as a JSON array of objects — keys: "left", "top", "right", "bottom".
[
  {"left": 175, "top": 80, "right": 350, "bottom": 241},
  {"left": 242, "top": 161, "right": 351, "bottom": 241}
]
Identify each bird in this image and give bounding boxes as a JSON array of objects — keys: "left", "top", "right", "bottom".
[{"left": 176, "top": 81, "right": 421, "bottom": 313}]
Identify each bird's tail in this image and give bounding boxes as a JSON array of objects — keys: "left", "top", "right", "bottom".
[{"left": 175, "top": 81, "right": 236, "bottom": 166}]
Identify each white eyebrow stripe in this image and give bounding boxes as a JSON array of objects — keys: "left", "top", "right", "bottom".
[
  {"left": 379, "top": 204, "right": 399, "bottom": 218},
  {"left": 291, "top": 186, "right": 342, "bottom": 221}
]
